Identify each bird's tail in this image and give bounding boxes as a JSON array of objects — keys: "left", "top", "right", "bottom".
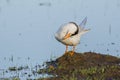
[{"left": 79, "top": 29, "right": 90, "bottom": 35}]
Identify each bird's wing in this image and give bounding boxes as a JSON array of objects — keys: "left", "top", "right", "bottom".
[
  {"left": 79, "top": 17, "right": 87, "bottom": 32},
  {"left": 79, "top": 17, "right": 87, "bottom": 28},
  {"left": 78, "top": 17, "right": 90, "bottom": 35}
]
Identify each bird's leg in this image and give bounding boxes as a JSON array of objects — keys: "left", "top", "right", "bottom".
[
  {"left": 70, "top": 46, "right": 75, "bottom": 56},
  {"left": 65, "top": 45, "right": 68, "bottom": 54},
  {"left": 73, "top": 46, "right": 75, "bottom": 52}
]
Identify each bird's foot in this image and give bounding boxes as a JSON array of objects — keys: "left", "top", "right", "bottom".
[{"left": 69, "top": 51, "right": 74, "bottom": 56}]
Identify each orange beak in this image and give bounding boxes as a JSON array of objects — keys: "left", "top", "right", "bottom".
[{"left": 63, "top": 33, "right": 71, "bottom": 40}]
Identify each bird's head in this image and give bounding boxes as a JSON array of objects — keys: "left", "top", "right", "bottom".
[
  {"left": 62, "top": 22, "right": 79, "bottom": 40},
  {"left": 63, "top": 32, "right": 71, "bottom": 40}
]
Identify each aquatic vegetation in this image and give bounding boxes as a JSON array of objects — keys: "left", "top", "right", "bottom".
[
  {"left": 12, "top": 77, "right": 20, "bottom": 80},
  {"left": 0, "top": 77, "right": 20, "bottom": 80},
  {"left": 8, "top": 66, "right": 28, "bottom": 71},
  {"left": 8, "top": 67, "right": 17, "bottom": 71}
]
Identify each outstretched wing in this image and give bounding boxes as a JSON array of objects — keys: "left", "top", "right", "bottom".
[
  {"left": 79, "top": 17, "right": 87, "bottom": 28},
  {"left": 79, "top": 17, "right": 90, "bottom": 35}
]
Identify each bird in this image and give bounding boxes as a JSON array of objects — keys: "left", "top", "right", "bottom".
[{"left": 55, "top": 17, "right": 90, "bottom": 56}]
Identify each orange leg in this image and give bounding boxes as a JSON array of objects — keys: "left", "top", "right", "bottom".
[
  {"left": 70, "top": 46, "right": 75, "bottom": 56},
  {"left": 73, "top": 46, "right": 75, "bottom": 52},
  {"left": 65, "top": 45, "right": 68, "bottom": 53}
]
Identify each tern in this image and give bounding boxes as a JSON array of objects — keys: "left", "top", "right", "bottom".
[{"left": 55, "top": 17, "right": 90, "bottom": 56}]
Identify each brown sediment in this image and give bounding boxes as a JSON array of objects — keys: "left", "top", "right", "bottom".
[{"left": 38, "top": 51, "right": 120, "bottom": 80}]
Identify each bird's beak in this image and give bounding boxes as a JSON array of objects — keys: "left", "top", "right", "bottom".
[{"left": 63, "top": 33, "right": 71, "bottom": 40}]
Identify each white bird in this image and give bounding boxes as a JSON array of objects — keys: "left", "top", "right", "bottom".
[{"left": 55, "top": 17, "right": 90, "bottom": 56}]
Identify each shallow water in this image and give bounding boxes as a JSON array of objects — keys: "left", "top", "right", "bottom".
[{"left": 0, "top": 0, "right": 120, "bottom": 79}]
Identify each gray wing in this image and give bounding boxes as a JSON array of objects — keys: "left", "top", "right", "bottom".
[
  {"left": 79, "top": 17, "right": 87, "bottom": 28},
  {"left": 79, "top": 17, "right": 87, "bottom": 32},
  {"left": 79, "top": 17, "right": 90, "bottom": 35}
]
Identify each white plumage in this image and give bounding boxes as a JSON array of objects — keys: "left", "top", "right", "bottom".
[{"left": 55, "top": 17, "right": 90, "bottom": 56}]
